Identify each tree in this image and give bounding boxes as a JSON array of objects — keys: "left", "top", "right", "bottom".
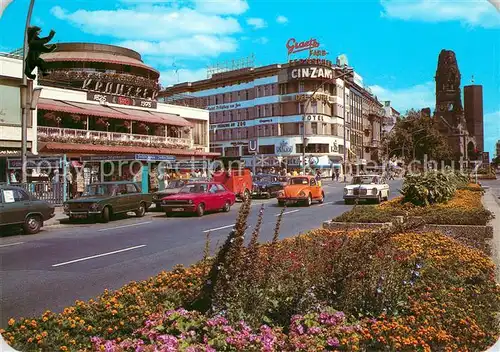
[{"left": 382, "top": 109, "right": 452, "bottom": 162}]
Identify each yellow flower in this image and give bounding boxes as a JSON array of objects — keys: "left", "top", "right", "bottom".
[
  {"left": 60, "top": 346, "right": 68, "bottom": 351},
  {"left": 7, "top": 319, "right": 15, "bottom": 326}
]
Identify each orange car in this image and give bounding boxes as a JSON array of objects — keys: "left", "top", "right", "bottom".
[{"left": 277, "top": 175, "right": 325, "bottom": 206}]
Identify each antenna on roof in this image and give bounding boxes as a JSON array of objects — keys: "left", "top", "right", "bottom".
[
  {"left": 207, "top": 53, "right": 255, "bottom": 79},
  {"left": 471, "top": 75, "right": 475, "bottom": 84},
  {"left": 172, "top": 58, "right": 179, "bottom": 83}
]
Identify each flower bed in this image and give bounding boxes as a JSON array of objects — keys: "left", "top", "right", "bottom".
[
  {"left": 334, "top": 188, "right": 493, "bottom": 226},
  {"left": 2, "top": 222, "right": 499, "bottom": 351}
]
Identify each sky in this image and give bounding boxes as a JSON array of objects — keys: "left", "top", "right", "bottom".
[{"left": 0, "top": 0, "right": 499, "bottom": 156}]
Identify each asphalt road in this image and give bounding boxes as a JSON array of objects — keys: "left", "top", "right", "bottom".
[{"left": 0, "top": 179, "right": 403, "bottom": 327}]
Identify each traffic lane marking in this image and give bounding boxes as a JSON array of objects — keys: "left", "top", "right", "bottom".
[
  {"left": 52, "top": 244, "right": 147, "bottom": 267},
  {"left": 277, "top": 209, "right": 300, "bottom": 216},
  {"left": 97, "top": 221, "right": 152, "bottom": 232},
  {"left": 0, "top": 242, "right": 25, "bottom": 248},
  {"left": 202, "top": 224, "right": 235, "bottom": 233}
]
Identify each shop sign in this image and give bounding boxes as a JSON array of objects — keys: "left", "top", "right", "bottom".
[
  {"left": 81, "top": 155, "right": 133, "bottom": 161},
  {"left": 82, "top": 78, "right": 158, "bottom": 102},
  {"left": 331, "top": 141, "right": 339, "bottom": 153},
  {"left": 8, "top": 158, "right": 60, "bottom": 170},
  {"left": 207, "top": 103, "right": 242, "bottom": 111},
  {"left": 275, "top": 140, "right": 293, "bottom": 154},
  {"left": 295, "top": 94, "right": 328, "bottom": 103},
  {"left": 87, "top": 92, "right": 158, "bottom": 109},
  {"left": 309, "top": 49, "right": 328, "bottom": 57},
  {"left": 286, "top": 38, "right": 320, "bottom": 55},
  {"left": 209, "top": 121, "right": 247, "bottom": 131},
  {"left": 289, "top": 67, "right": 333, "bottom": 80},
  {"left": 135, "top": 154, "right": 176, "bottom": 162}
]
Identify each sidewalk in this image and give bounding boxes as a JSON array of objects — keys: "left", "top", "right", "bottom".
[{"left": 482, "top": 188, "right": 500, "bottom": 282}]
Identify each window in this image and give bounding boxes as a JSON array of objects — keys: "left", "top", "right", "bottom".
[
  {"left": 256, "top": 106, "right": 260, "bottom": 117},
  {"left": 209, "top": 184, "right": 218, "bottom": 193},
  {"left": 2, "top": 189, "right": 29, "bottom": 203},
  {"left": 264, "top": 105, "right": 269, "bottom": 117},
  {"left": 311, "top": 122, "right": 318, "bottom": 134},
  {"left": 298, "top": 103, "right": 305, "bottom": 114},
  {"left": 237, "top": 91, "right": 241, "bottom": 100},
  {"left": 310, "top": 178, "right": 317, "bottom": 186},
  {"left": 126, "top": 183, "right": 138, "bottom": 193},
  {"left": 264, "top": 85, "right": 269, "bottom": 96},
  {"left": 215, "top": 95, "right": 219, "bottom": 104},
  {"left": 237, "top": 110, "right": 241, "bottom": 120},
  {"left": 256, "top": 87, "right": 260, "bottom": 98},
  {"left": 299, "top": 81, "right": 305, "bottom": 92},
  {"left": 271, "top": 104, "right": 275, "bottom": 116},
  {"left": 280, "top": 83, "right": 288, "bottom": 95},
  {"left": 216, "top": 184, "right": 226, "bottom": 192},
  {"left": 311, "top": 101, "right": 318, "bottom": 113}
]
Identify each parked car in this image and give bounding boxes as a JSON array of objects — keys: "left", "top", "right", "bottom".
[
  {"left": 152, "top": 179, "right": 187, "bottom": 210},
  {"left": 212, "top": 169, "right": 252, "bottom": 200},
  {"left": 63, "top": 181, "right": 152, "bottom": 223},
  {"left": 277, "top": 175, "right": 325, "bottom": 206},
  {"left": 161, "top": 182, "right": 236, "bottom": 217},
  {"left": 343, "top": 175, "right": 390, "bottom": 204},
  {"left": 0, "top": 185, "right": 55, "bottom": 234},
  {"left": 252, "top": 174, "right": 284, "bottom": 198}
]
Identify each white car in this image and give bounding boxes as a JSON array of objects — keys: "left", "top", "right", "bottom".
[{"left": 343, "top": 175, "right": 390, "bottom": 204}]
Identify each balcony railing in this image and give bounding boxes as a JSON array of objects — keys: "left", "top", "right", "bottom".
[{"left": 38, "top": 126, "right": 193, "bottom": 149}]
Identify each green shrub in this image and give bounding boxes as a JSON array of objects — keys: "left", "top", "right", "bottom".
[{"left": 401, "top": 171, "right": 457, "bottom": 206}]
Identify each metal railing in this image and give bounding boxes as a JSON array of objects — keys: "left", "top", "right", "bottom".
[
  {"left": 14, "top": 182, "right": 65, "bottom": 205},
  {"left": 38, "top": 126, "right": 192, "bottom": 148}
]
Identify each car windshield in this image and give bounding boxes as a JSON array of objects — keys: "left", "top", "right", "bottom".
[
  {"left": 290, "top": 177, "right": 309, "bottom": 185},
  {"left": 352, "top": 176, "right": 379, "bottom": 185},
  {"left": 167, "top": 180, "right": 184, "bottom": 189},
  {"left": 84, "top": 184, "right": 116, "bottom": 196},
  {"left": 178, "top": 184, "right": 208, "bottom": 194}
]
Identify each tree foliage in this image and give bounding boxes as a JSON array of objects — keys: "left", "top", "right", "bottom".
[{"left": 382, "top": 109, "right": 452, "bottom": 161}]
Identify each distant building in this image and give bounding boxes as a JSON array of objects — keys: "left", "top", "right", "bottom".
[
  {"left": 380, "top": 101, "right": 400, "bottom": 135},
  {"left": 464, "top": 84, "right": 484, "bottom": 152},
  {"left": 496, "top": 140, "right": 500, "bottom": 158}
]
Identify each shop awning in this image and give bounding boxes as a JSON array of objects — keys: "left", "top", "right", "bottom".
[{"left": 37, "top": 98, "right": 193, "bottom": 127}]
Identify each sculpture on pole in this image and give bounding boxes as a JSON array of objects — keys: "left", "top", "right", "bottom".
[{"left": 24, "top": 26, "right": 56, "bottom": 79}]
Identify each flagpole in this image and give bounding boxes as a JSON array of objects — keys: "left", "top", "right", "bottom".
[{"left": 21, "top": 0, "right": 36, "bottom": 183}]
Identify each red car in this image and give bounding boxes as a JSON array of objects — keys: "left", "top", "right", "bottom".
[{"left": 161, "top": 182, "right": 236, "bottom": 217}]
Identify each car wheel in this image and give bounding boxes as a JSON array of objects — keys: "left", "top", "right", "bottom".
[
  {"left": 318, "top": 192, "right": 325, "bottom": 204},
  {"left": 305, "top": 195, "right": 312, "bottom": 207},
  {"left": 376, "top": 194, "right": 382, "bottom": 204},
  {"left": 196, "top": 203, "right": 205, "bottom": 217},
  {"left": 135, "top": 202, "right": 146, "bottom": 217},
  {"left": 223, "top": 201, "right": 231, "bottom": 212},
  {"left": 100, "top": 207, "right": 111, "bottom": 223},
  {"left": 23, "top": 215, "right": 42, "bottom": 235},
  {"left": 384, "top": 191, "right": 390, "bottom": 201}
]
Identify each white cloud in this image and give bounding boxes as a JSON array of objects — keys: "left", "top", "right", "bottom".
[
  {"left": 50, "top": 5, "right": 242, "bottom": 40},
  {"left": 118, "top": 36, "right": 238, "bottom": 58},
  {"left": 484, "top": 110, "right": 500, "bottom": 156},
  {"left": 193, "top": 0, "right": 249, "bottom": 15},
  {"left": 160, "top": 68, "right": 207, "bottom": 87},
  {"left": 380, "top": 0, "right": 500, "bottom": 28},
  {"left": 276, "top": 15, "right": 288, "bottom": 24},
  {"left": 246, "top": 17, "right": 267, "bottom": 29},
  {"left": 0, "top": 0, "right": 13, "bottom": 19},
  {"left": 369, "top": 82, "right": 435, "bottom": 113}
]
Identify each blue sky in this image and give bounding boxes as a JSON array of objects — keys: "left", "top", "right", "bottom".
[{"left": 1, "top": 0, "right": 499, "bottom": 156}]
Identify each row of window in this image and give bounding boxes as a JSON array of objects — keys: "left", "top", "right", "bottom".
[
  {"left": 213, "top": 144, "right": 346, "bottom": 156},
  {"left": 209, "top": 122, "right": 346, "bottom": 142}
]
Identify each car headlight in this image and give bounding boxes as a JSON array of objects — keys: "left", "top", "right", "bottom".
[
  {"left": 162, "top": 200, "right": 167, "bottom": 205},
  {"left": 89, "top": 203, "right": 99, "bottom": 211},
  {"left": 278, "top": 190, "right": 284, "bottom": 197},
  {"left": 299, "top": 191, "right": 306, "bottom": 197},
  {"left": 372, "top": 188, "right": 378, "bottom": 194},
  {"left": 344, "top": 188, "right": 348, "bottom": 195},
  {"left": 63, "top": 203, "right": 70, "bottom": 212},
  {"left": 188, "top": 199, "right": 193, "bottom": 204},
  {"left": 153, "top": 195, "right": 158, "bottom": 200}
]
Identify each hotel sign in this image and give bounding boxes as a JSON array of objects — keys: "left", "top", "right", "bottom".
[
  {"left": 207, "top": 103, "right": 242, "bottom": 111},
  {"left": 87, "top": 92, "right": 158, "bottom": 109},
  {"left": 289, "top": 66, "right": 333, "bottom": 80}
]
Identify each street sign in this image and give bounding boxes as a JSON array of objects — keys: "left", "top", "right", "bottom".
[{"left": 248, "top": 139, "right": 258, "bottom": 153}]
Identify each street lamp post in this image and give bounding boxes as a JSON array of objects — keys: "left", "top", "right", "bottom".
[{"left": 20, "top": 0, "right": 36, "bottom": 183}]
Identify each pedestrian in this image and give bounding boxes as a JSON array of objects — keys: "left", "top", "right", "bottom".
[
  {"left": 315, "top": 169, "right": 322, "bottom": 186},
  {"left": 335, "top": 168, "right": 340, "bottom": 182}
]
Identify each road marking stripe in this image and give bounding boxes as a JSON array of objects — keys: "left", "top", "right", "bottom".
[
  {"left": 277, "top": 210, "right": 300, "bottom": 216},
  {"left": 0, "top": 242, "right": 25, "bottom": 248},
  {"left": 52, "top": 245, "right": 146, "bottom": 267},
  {"left": 203, "top": 224, "right": 234, "bottom": 233},
  {"left": 98, "top": 221, "right": 152, "bottom": 232}
]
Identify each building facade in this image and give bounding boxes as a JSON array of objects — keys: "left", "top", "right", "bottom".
[
  {"left": 160, "top": 57, "right": 383, "bottom": 172},
  {"left": 380, "top": 100, "right": 400, "bottom": 135},
  {"left": 0, "top": 43, "right": 214, "bottom": 187},
  {"left": 0, "top": 53, "right": 37, "bottom": 155},
  {"left": 464, "top": 84, "right": 484, "bottom": 152}
]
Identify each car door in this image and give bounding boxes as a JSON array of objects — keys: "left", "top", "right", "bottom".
[
  {"left": 216, "top": 184, "right": 229, "bottom": 207},
  {"left": 113, "top": 184, "right": 129, "bottom": 213},
  {"left": 126, "top": 183, "right": 140, "bottom": 211},
  {"left": 207, "top": 184, "right": 221, "bottom": 210},
  {"left": 309, "top": 178, "right": 320, "bottom": 199},
  {"left": 1, "top": 188, "right": 31, "bottom": 225}
]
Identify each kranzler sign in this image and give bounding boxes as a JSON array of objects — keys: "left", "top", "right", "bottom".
[{"left": 87, "top": 92, "right": 157, "bottom": 109}]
